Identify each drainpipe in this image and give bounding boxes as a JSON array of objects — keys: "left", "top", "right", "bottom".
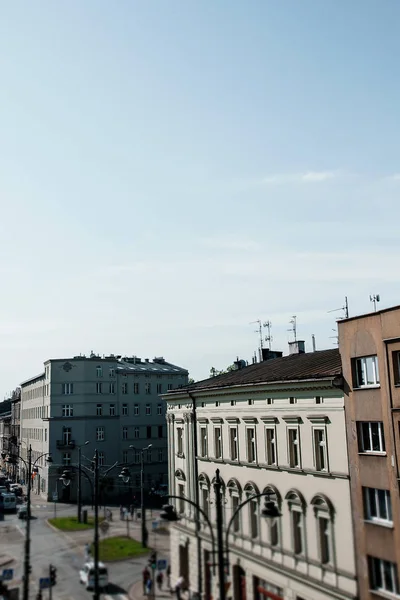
[{"left": 188, "top": 391, "right": 202, "bottom": 599}]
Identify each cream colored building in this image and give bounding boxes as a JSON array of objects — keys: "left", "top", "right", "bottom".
[{"left": 165, "top": 346, "right": 357, "bottom": 600}]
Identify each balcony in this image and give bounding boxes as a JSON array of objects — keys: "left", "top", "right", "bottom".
[{"left": 56, "top": 440, "right": 76, "bottom": 449}]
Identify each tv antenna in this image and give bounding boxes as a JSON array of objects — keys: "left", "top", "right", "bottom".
[
  {"left": 370, "top": 294, "right": 380, "bottom": 312},
  {"left": 329, "top": 328, "right": 339, "bottom": 345},
  {"left": 288, "top": 316, "right": 297, "bottom": 341},
  {"left": 328, "top": 296, "right": 349, "bottom": 319},
  {"left": 264, "top": 320, "right": 273, "bottom": 350}
]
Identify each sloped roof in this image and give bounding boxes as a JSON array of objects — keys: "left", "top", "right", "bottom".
[{"left": 175, "top": 348, "right": 341, "bottom": 393}]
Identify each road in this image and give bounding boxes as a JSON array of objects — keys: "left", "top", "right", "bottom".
[{"left": 0, "top": 500, "right": 165, "bottom": 600}]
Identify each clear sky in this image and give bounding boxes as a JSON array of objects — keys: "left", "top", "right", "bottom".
[{"left": 1, "top": 1, "right": 399, "bottom": 395}]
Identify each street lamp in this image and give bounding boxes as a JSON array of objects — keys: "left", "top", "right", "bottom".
[
  {"left": 75, "top": 441, "right": 90, "bottom": 523},
  {"left": 129, "top": 444, "right": 152, "bottom": 548}
]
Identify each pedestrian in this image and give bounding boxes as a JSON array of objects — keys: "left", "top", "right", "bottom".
[
  {"left": 166, "top": 564, "right": 171, "bottom": 589},
  {"left": 146, "top": 578, "right": 153, "bottom": 596},
  {"left": 142, "top": 566, "right": 150, "bottom": 594},
  {"left": 174, "top": 575, "right": 184, "bottom": 599},
  {"left": 84, "top": 543, "right": 91, "bottom": 559},
  {"left": 156, "top": 571, "right": 164, "bottom": 590}
]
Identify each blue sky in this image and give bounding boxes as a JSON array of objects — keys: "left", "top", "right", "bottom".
[{"left": 0, "top": 1, "right": 399, "bottom": 394}]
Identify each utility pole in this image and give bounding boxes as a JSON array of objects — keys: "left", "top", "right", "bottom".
[
  {"left": 23, "top": 445, "right": 32, "bottom": 600},
  {"left": 77, "top": 445, "right": 82, "bottom": 523},
  {"left": 141, "top": 449, "right": 147, "bottom": 548},
  {"left": 214, "top": 469, "right": 226, "bottom": 600},
  {"left": 93, "top": 449, "right": 100, "bottom": 600}
]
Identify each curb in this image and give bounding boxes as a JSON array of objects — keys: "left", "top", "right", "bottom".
[{"left": 45, "top": 519, "right": 83, "bottom": 553}]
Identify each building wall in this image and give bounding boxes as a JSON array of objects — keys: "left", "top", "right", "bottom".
[
  {"left": 338, "top": 308, "right": 400, "bottom": 600},
  {"left": 166, "top": 380, "right": 357, "bottom": 600}
]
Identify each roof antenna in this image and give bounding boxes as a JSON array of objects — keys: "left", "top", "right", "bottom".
[
  {"left": 328, "top": 296, "right": 349, "bottom": 320},
  {"left": 288, "top": 316, "right": 297, "bottom": 341},
  {"left": 264, "top": 321, "right": 273, "bottom": 350},
  {"left": 312, "top": 334, "right": 316, "bottom": 352},
  {"left": 370, "top": 294, "right": 380, "bottom": 312}
]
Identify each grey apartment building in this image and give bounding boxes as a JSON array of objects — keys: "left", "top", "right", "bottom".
[{"left": 20, "top": 353, "right": 188, "bottom": 502}]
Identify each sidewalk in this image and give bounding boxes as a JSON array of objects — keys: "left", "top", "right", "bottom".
[{"left": 129, "top": 580, "right": 173, "bottom": 599}]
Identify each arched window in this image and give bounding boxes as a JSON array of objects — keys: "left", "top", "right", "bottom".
[
  {"left": 263, "top": 485, "right": 282, "bottom": 547},
  {"left": 311, "top": 495, "right": 335, "bottom": 566},
  {"left": 227, "top": 479, "right": 242, "bottom": 534},
  {"left": 285, "top": 490, "right": 306, "bottom": 556},
  {"left": 199, "top": 473, "right": 211, "bottom": 520},
  {"left": 175, "top": 469, "right": 186, "bottom": 514},
  {"left": 244, "top": 482, "right": 260, "bottom": 539}
]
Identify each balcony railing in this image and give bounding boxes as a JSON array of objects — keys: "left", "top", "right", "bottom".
[{"left": 56, "top": 440, "right": 76, "bottom": 449}]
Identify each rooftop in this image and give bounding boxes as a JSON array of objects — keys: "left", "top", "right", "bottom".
[
  {"left": 338, "top": 303, "right": 400, "bottom": 323},
  {"left": 169, "top": 348, "right": 341, "bottom": 393}
]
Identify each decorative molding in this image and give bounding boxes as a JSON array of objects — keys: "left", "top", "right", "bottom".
[
  {"left": 260, "top": 416, "right": 279, "bottom": 424},
  {"left": 226, "top": 417, "right": 239, "bottom": 423},
  {"left": 242, "top": 417, "right": 258, "bottom": 424},
  {"left": 307, "top": 415, "right": 330, "bottom": 424},
  {"left": 197, "top": 417, "right": 209, "bottom": 424},
  {"left": 283, "top": 416, "right": 302, "bottom": 424},
  {"left": 211, "top": 417, "right": 223, "bottom": 423}
]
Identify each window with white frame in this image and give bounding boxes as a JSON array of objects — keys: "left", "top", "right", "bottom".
[
  {"left": 145, "top": 383, "right": 151, "bottom": 395},
  {"left": 109, "top": 404, "right": 115, "bottom": 416},
  {"left": 63, "top": 452, "right": 71, "bottom": 466},
  {"left": 134, "top": 427, "right": 139, "bottom": 438},
  {"left": 167, "top": 383, "right": 173, "bottom": 391},
  {"left": 264, "top": 487, "right": 280, "bottom": 546},
  {"left": 109, "top": 382, "right": 115, "bottom": 394},
  {"left": 122, "top": 403, "right": 128, "bottom": 416},
  {"left": 354, "top": 355, "right": 380, "bottom": 388},
  {"left": 363, "top": 487, "right": 392, "bottom": 524},
  {"left": 246, "top": 427, "right": 256, "bottom": 463},
  {"left": 229, "top": 426, "right": 238, "bottom": 461},
  {"left": 96, "top": 382, "right": 102, "bottom": 394},
  {"left": 62, "top": 427, "right": 72, "bottom": 445},
  {"left": 134, "top": 383, "right": 139, "bottom": 394},
  {"left": 134, "top": 404, "right": 139, "bottom": 415},
  {"left": 318, "top": 516, "right": 331, "bottom": 564},
  {"left": 178, "top": 483, "right": 185, "bottom": 514},
  {"left": 249, "top": 497, "right": 259, "bottom": 539},
  {"left": 214, "top": 426, "right": 222, "bottom": 459},
  {"left": 135, "top": 450, "right": 140, "bottom": 463},
  {"left": 96, "top": 404, "right": 102, "bottom": 416},
  {"left": 62, "top": 383, "right": 73, "bottom": 395},
  {"left": 177, "top": 427, "right": 183, "bottom": 455},
  {"left": 146, "top": 404, "right": 151, "bottom": 416},
  {"left": 96, "top": 366, "right": 103, "bottom": 378},
  {"left": 122, "top": 427, "right": 128, "bottom": 440},
  {"left": 157, "top": 403, "right": 162, "bottom": 415},
  {"left": 96, "top": 426, "right": 105, "bottom": 441},
  {"left": 62, "top": 404, "right": 73, "bottom": 417},
  {"left": 287, "top": 492, "right": 305, "bottom": 556},
  {"left": 202, "top": 487, "right": 209, "bottom": 518},
  {"left": 368, "top": 556, "right": 399, "bottom": 595},
  {"left": 98, "top": 452, "right": 105, "bottom": 466},
  {"left": 288, "top": 428, "right": 301, "bottom": 468},
  {"left": 109, "top": 368, "right": 115, "bottom": 377},
  {"left": 122, "top": 382, "right": 128, "bottom": 395},
  {"left": 265, "top": 427, "right": 277, "bottom": 466},
  {"left": 122, "top": 450, "right": 128, "bottom": 463},
  {"left": 313, "top": 428, "right": 327, "bottom": 471},
  {"left": 200, "top": 426, "right": 208, "bottom": 457},
  {"left": 358, "top": 422, "right": 385, "bottom": 453},
  {"left": 231, "top": 494, "right": 240, "bottom": 533}
]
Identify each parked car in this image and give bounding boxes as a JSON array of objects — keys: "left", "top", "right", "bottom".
[
  {"left": 79, "top": 562, "right": 109, "bottom": 591},
  {"left": 0, "top": 493, "right": 16, "bottom": 512},
  {"left": 10, "top": 484, "right": 23, "bottom": 497}
]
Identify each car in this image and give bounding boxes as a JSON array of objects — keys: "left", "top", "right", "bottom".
[
  {"left": 0, "top": 493, "right": 16, "bottom": 512},
  {"left": 10, "top": 484, "right": 22, "bottom": 496},
  {"left": 79, "top": 561, "right": 109, "bottom": 591}
]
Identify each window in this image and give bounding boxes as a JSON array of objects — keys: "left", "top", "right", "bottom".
[
  {"left": 265, "top": 427, "right": 277, "bottom": 466},
  {"left": 230, "top": 427, "right": 238, "bottom": 461},
  {"left": 122, "top": 427, "right": 128, "bottom": 440},
  {"left": 254, "top": 578, "right": 283, "bottom": 600},
  {"left": 200, "top": 426, "right": 208, "bottom": 457},
  {"left": 246, "top": 427, "right": 256, "bottom": 463},
  {"left": 98, "top": 452, "right": 105, "bottom": 467},
  {"left": 109, "top": 382, "right": 115, "bottom": 394},
  {"left": 167, "top": 383, "right": 173, "bottom": 391},
  {"left": 157, "top": 383, "right": 162, "bottom": 394},
  {"left": 292, "top": 510, "right": 303, "bottom": 554},
  {"left": 355, "top": 355, "right": 380, "bottom": 387},
  {"left": 134, "top": 404, "right": 139, "bottom": 415},
  {"left": 147, "top": 449, "right": 152, "bottom": 462},
  {"left": 63, "top": 452, "right": 71, "bottom": 466},
  {"left": 363, "top": 488, "right": 392, "bottom": 524},
  {"left": 109, "top": 368, "right": 115, "bottom": 377},
  {"left": 214, "top": 427, "right": 222, "bottom": 459},
  {"left": 202, "top": 488, "right": 209, "bottom": 518},
  {"left": 318, "top": 516, "right": 331, "bottom": 564},
  {"left": 62, "top": 427, "right": 72, "bottom": 445},
  {"left": 368, "top": 557, "right": 399, "bottom": 595},
  {"left": 177, "top": 427, "right": 183, "bottom": 455},
  {"left": 249, "top": 498, "right": 258, "bottom": 538},
  {"left": 147, "top": 426, "right": 152, "bottom": 439},
  {"left": 267, "top": 398, "right": 273, "bottom": 405},
  {"left": 134, "top": 427, "right": 139, "bottom": 439},
  {"left": 96, "top": 404, "right": 103, "bottom": 416},
  {"left": 314, "top": 428, "right": 327, "bottom": 471},
  {"left": 270, "top": 517, "right": 279, "bottom": 547},
  {"left": 134, "top": 450, "right": 140, "bottom": 463},
  {"left": 178, "top": 484, "right": 185, "bottom": 514},
  {"left": 96, "top": 426, "right": 105, "bottom": 441},
  {"left": 122, "top": 404, "right": 128, "bottom": 416},
  {"left": 62, "top": 404, "right": 73, "bottom": 417},
  {"left": 145, "top": 383, "right": 151, "bottom": 395},
  {"left": 315, "top": 396, "right": 322, "bottom": 404},
  {"left": 248, "top": 399, "right": 254, "bottom": 406},
  {"left": 134, "top": 383, "right": 139, "bottom": 394},
  {"left": 96, "top": 366, "right": 103, "bottom": 378},
  {"left": 146, "top": 404, "right": 151, "bottom": 416},
  {"left": 96, "top": 382, "right": 102, "bottom": 394},
  {"left": 44, "top": 429, "right": 47, "bottom": 442},
  {"left": 288, "top": 428, "right": 301, "bottom": 468},
  {"left": 157, "top": 403, "right": 162, "bottom": 415},
  {"left": 62, "top": 383, "right": 73, "bottom": 395},
  {"left": 289, "top": 397, "right": 296, "bottom": 404},
  {"left": 358, "top": 422, "right": 385, "bottom": 453},
  {"left": 122, "top": 450, "right": 128, "bottom": 463},
  {"left": 232, "top": 495, "right": 240, "bottom": 532},
  {"left": 158, "top": 448, "right": 163, "bottom": 462},
  {"left": 109, "top": 404, "right": 115, "bottom": 416},
  {"left": 122, "top": 382, "right": 128, "bottom": 395},
  {"left": 158, "top": 425, "right": 163, "bottom": 438}
]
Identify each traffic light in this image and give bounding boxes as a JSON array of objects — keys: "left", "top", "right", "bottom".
[
  {"left": 149, "top": 551, "right": 157, "bottom": 570},
  {"left": 160, "top": 504, "right": 179, "bottom": 522},
  {"left": 50, "top": 565, "right": 57, "bottom": 586}
]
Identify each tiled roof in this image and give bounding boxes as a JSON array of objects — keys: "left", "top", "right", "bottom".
[{"left": 174, "top": 348, "right": 341, "bottom": 393}]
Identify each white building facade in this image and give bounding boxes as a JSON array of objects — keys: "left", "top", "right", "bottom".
[{"left": 165, "top": 349, "right": 357, "bottom": 600}]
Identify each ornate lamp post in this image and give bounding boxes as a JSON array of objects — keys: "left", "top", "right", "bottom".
[{"left": 129, "top": 444, "right": 152, "bottom": 548}]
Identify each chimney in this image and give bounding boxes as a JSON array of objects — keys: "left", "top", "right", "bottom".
[
  {"left": 261, "top": 349, "right": 283, "bottom": 362},
  {"left": 288, "top": 340, "right": 305, "bottom": 355}
]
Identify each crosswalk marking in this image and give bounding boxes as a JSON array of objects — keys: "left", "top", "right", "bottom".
[{"left": 103, "top": 595, "right": 128, "bottom": 600}]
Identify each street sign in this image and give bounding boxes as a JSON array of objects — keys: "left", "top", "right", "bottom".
[
  {"left": 1, "top": 569, "right": 13, "bottom": 581},
  {"left": 152, "top": 520, "right": 159, "bottom": 530},
  {"left": 39, "top": 578, "right": 50, "bottom": 589},
  {"left": 157, "top": 559, "right": 167, "bottom": 571},
  {"left": 52, "top": 492, "right": 58, "bottom": 502}
]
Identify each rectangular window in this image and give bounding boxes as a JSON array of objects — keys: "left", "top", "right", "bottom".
[
  {"left": 122, "top": 450, "right": 128, "bottom": 463},
  {"left": 200, "top": 426, "right": 208, "bottom": 457},
  {"left": 314, "top": 428, "right": 327, "bottom": 471},
  {"left": 134, "top": 383, "right": 139, "bottom": 394},
  {"left": 368, "top": 556, "right": 399, "bottom": 595},
  {"left": 288, "top": 428, "right": 300, "bottom": 468},
  {"left": 230, "top": 427, "right": 238, "bottom": 461},
  {"left": 109, "top": 404, "right": 115, "bottom": 416},
  {"left": 158, "top": 425, "right": 163, "bottom": 438},
  {"left": 62, "top": 404, "right": 73, "bottom": 417},
  {"left": 157, "top": 383, "right": 162, "bottom": 394},
  {"left": 63, "top": 452, "right": 71, "bottom": 466},
  {"left": 232, "top": 496, "right": 240, "bottom": 532},
  {"left": 177, "top": 427, "right": 183, "bottom": 455},
  {"left": 167, "top": 383, "right": 173, "bottom": 391},
  {"left": 292, "top": 510, "right": 303, "bottom": 554},
  {"left": 62, "top": 383, "right": 73, "bottom": 395},
  {"left": 202, "top": 488, "right": 209, "bottom": 518},
  {"left": 122, "top": 404, "right": 128, "bottom": 416},
  {"left": 158, "top": 448, "right": 163, "bottom": 462},
  {"left": 62, "top": 427, "right": 72, "bottom": 445},
  {"left": 355, "top": 355, "right": 380, "bottom": 387},
  {"left": 318, "top": 517, "right": 331, "bottom": 564},
  {"left": 96, "top": 427, "right": 105, "bottom": 441},
  {"left": 214, "top": 427, "right": 222, "bottom": 459},
  {"left": 134, "top": 404, "right": 139, "bottom": 415},
  {"left": 289, "top": 397, "right": 296, "bottom": 404},
  {"left": 122, "top": 382, "right": 128, "bottom": 395},
  {"left": 96, "top": 404, "right": 103, "bottom": 416},
  {"left": 96, "top": 382, "right": 102, "bottom": 394},
  {"left": 109, "top": 368, "right": 115, "bottom": 378},
  {"left": 146, "top": 404, "right": 151, "bottom": 416},
  {"left": 109, "top": 382, "right": 115, "bottom": 394},
  {"left": 145, "top": 383, "right": 151, "bottom": 395},
  {"left": 246, "top": 427, "right": 256, "bottom": 463},
  {"left": 147, "top": 426, "right": 151, "bottom": 439},
  {"left": 363, "top": 487, "right": 392, "bottom": 524},
  {"left": 249, "top": 498, "right": 258, "bottom": 539},
  {"left": 96, "top": 366, "right": 103, "bottom": 378},
  {"left": 98, "top": 452, "right": 105, "bottom": 467},
  {"left": 358, "top": 422, "right": 385, "bottom": 453},
  {"left": 122, "top": 427, "right": 128, "bottom": 440},
  {"left": 134, "top": 450, "right": 140, "bottom": 464},
  {"left": 265, "top": 427, "right": 276, "bottom": 466},
  {"left": 157, "top": 403, "right": 162, "bottom": 415},
  {"left": 147, "top": 449, "right": 152, "bottom": 462},
  {"left": 134, "top": 427, "right": 139, "bottom": 439}
]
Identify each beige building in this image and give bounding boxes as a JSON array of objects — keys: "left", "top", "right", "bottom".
[
  {"left": 338, "top": 305, "right": 400, "bottom": 599},
  {"left": 165, "top": 345, "right": 357, "bottom": 600}
]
